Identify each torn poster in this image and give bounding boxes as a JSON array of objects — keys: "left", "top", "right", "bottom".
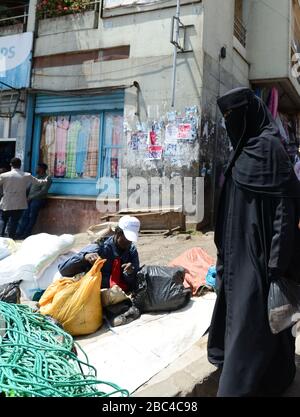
[
  {"left": 149, "top": 129, "right": 162, "bottom": 145},
  {"left": 165, "top": 124, "right": 178, "bottom": 144},
  {"left": 147, "top": 145, "right": 163, "bottom": 160},
  {"left": 177, "top": 123, "right": 192, "bottom": 140},
  {"left": 129, "top": 131, "right": 148, "bottom": 151},
  {"left": 164, "top": 143, "right": 177, "bottom": 157}
]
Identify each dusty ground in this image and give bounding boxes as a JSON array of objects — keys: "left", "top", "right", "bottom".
[{"left": 73, "top": 230, "right": 217, "bottom": 265}]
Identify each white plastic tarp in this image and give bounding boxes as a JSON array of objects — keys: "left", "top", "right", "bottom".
[{"left": 77, "top": 292, "right": 216, "bottom": 394}]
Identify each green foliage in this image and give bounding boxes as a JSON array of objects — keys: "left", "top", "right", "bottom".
[{"left": 36, "top": 0, "right": 91, "bottom": 19}]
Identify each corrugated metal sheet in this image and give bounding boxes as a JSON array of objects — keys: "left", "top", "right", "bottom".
[{"left": 35, "top": 90, "right": 124, "bottom": 114}]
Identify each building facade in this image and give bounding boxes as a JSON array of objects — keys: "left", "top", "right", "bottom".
[{"left": 1, "top": 0, "right": 300, "bottom": 233}]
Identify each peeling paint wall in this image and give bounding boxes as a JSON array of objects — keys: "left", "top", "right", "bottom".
[{"left": 123, "top": 104, "right": 200, "bottom": 174}]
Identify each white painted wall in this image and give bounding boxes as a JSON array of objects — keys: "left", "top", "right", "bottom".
[
  {"left": 247, "top": 0, "right": 290, "bottom": 81},
  {"left": 33, "top": 3, "right": 204, "bottom": 108},
  {"left": 201, "top": 0, "right": 249, "bottom": 115}
]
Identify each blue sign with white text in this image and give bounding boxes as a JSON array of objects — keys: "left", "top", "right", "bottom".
[{"left": 0, "top": 32, "right": 33, "bottom": 89}]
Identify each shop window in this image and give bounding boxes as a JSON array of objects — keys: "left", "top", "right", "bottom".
[
  {"left": 102, "top": 113, "right": 123, "bottom": 179},
  {"left": 39, "top": 114, "right": 101, "bottom": 179},
  {"left": 34, "top": 111, "right": 123, "bottom": 196}
]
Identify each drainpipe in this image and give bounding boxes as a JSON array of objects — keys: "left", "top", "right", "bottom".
[
  {"left": 171, "top": 0, "right": 181, "bottom": 108},
  {"left": 25, "top": 0, "right": 38, "bottom": 171}
]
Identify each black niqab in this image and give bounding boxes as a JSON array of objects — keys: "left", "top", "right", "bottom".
[{"left": 218, "top": 87, "right": 300, "bottom": 197}]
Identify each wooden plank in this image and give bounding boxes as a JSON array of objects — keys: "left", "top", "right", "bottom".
[
  {"left": 163, "top": 226, "right": 181, "bottom": 236},
  {"left": 118, "top": 206, "right": 183, "bottom": 214},
  {"left": 100, "top": 210, "right": 186, "bottom": 231}
]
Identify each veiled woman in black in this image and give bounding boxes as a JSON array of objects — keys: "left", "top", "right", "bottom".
[{"left": 208, "top": 87, "right": 300, "bottom": 397}]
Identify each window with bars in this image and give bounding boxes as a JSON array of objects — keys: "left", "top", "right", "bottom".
[{"left": 234, "top": 0, "right": 247, "bottom": 48}]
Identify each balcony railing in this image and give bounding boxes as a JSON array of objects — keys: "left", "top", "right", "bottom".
[
  {"left": 0, "top": 4, "right": 29, "bottom": 29},
  {"left": 37, "top": 0, "right": 100, "bottom": 20},
  {"left": 234, "top": 16, "right": 247, "bottom": 48}
]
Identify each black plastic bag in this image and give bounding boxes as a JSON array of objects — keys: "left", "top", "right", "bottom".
[
  {"left": 134, "top": 265, "right": 191, "bottom": 313},
  {"left": 268, "top": 278, "right": 300, "bottom": 334},
  {"left": 0, "top": 281, "right": 21, "bottom": 304}
]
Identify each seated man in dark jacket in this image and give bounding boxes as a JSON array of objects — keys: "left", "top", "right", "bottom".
[
  {"left": 58, "top": 215, "right": 141, "bottom": 292},
  {"left": 59, "top": 216, "right": 142, "bottom": 327}
]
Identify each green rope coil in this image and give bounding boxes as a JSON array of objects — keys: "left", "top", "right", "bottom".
[{"left": 0, "top": 301, "right": 129, "bottom": 397}]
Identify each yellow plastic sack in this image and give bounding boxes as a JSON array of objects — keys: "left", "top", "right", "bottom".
[{"left": 39, "top": 258, "right": 106, "bottom": 336}]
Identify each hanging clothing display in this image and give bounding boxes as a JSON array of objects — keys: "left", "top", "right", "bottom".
[
  {"left": 39, "top": 111, "right": 123, "bottom": 185},
  {"left": 39, "top": 119, "right": 49, "bottom": 165},
  {"left": 65, "top": 119, "right": 81, "bottom": 179},
  {"left": 45, "top": 117, "right": 57, "bottom": 177},
  {"left": 84, "top": 116, "right": 100, "bottom": 178},
  {"left": 41, "top": 114, "right": 100, "bottom": 179},
  {"left": 267, "top": 87, "right": 279, "bottom": 119},
  {"left": 76, "top": 117, "right": 91, "bottom": 177},
  {"left": 54, "top": 116, "right": 70, "bottom": 177},
  {"left": 254, "top": 86, "right": 300, "bottom": 173}
]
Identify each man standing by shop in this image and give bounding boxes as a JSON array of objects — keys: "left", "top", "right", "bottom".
[
  {"left": 0, "top": 158, "right": 50, "bottom": 239},
  {"left": 17, "top": 163, "right": 52, "bottom": 239}
]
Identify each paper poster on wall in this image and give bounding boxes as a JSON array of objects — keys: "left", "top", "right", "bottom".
[
  {"left": 147, "top": 145, "right": 163, "bottom": 160},
  {"left": 149, "top": 129, "right": 162, "bottom": 145},
  {"left": 129, "top": 131, "right": 148, "bottom": 151},
  {"left": 165, "top": 124, "right": 178, "bottom": 144},
  {"left": 164, "top": 143, "right": 177, "bottom": 157},
  {"left": 167, "top": 111, "right": 176, "bottom": 123},
  {"left": 177, "top": 123, "right": 192, "bottom": 140}
]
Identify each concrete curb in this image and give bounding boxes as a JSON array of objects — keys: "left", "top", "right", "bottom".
[{"left": 132, "top": 334, "right": 220, "bottom": 397}]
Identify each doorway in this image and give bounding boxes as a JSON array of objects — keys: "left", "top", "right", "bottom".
[{"left": 0, "top": 140, "right": 16, "bottom": 171}]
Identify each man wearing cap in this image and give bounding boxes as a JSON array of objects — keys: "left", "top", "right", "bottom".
[{"left": 58, "top": 215, "right": 141, "bottom": 292}]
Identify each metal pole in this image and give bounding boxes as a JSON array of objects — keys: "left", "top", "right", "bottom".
[
  {"left": 171, "top": 0, "right": 181, "bottom": 108},
  {"left": 210, "top": 53, "right": 222, "bottom": 228}
]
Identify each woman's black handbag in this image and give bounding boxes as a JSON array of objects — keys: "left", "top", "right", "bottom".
[{"left": 268, "top": 277, "right": 300, "bottom": 334}]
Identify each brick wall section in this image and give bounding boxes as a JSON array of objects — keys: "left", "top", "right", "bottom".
[{"left": 33, "top": 198, "right": 119, "bottom": 235}]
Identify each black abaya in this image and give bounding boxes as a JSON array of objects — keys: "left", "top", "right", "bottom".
[{"left": 208, "top": 88, "right": 300, "bottom": 397}]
